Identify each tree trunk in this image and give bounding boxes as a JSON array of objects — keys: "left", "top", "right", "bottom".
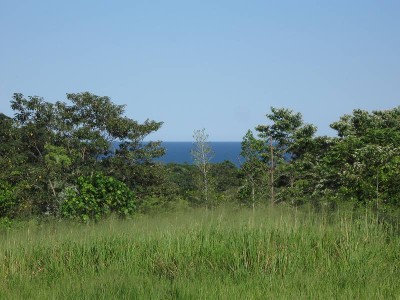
[{"left": 48, "top": 179, "right": 57, "bottom": 197}]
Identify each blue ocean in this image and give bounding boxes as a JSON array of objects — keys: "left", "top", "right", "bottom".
[{"left": 156, "top": 142, "right": 243, "bottom": 166}]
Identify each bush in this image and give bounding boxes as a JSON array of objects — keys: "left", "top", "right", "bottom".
[{"left": 60, "top": 173, "right": 136, "bottom": 221}]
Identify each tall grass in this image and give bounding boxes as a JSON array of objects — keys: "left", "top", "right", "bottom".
[{"left": 1, "top": 206, "right": 399, "bottom": 299}]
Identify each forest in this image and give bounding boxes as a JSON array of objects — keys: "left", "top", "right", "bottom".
[
  {"left": 1, "top": 92, "right": 399, "bottom": 223},
  {"left": 1, "top": 92, "right": 400, "bottom": 298}
]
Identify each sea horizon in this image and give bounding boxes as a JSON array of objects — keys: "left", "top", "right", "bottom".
[
  {"left": 112, "top": 141, "right": 243, "bottom": 166},
  {"left": 145, "top": 140, "right": 242, "bottom": 143},
  {"left": 157, "top": 141, "right": 243, "bottom": 166}
]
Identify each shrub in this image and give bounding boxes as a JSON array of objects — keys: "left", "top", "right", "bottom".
[{"left": 60, "top": 173, "right": 136, "bottom": 221}]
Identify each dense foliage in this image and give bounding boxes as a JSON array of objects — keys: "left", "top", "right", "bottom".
[
  {"left": 60, "top": 172, "right": 136, "bottom": 221},
  {"left": 240, "top": 107, "right": 400, "bottom": 215},
  {"left": 1, "top": 92, "right": 399, "bottom": 221},
  {"left": 0, "top": 93, "right": 164, "bottom": 220}
]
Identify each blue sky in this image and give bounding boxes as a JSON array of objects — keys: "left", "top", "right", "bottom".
[{"left": 1, "top": 0, "right": 399, "bottom": 141}]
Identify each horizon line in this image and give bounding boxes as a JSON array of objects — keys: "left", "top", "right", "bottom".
[{"left": 143, "top": 140, "right": 242, "bottom": 143}]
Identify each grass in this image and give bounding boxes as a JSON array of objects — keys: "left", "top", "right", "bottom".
[{"left": 1, "top": 206, "right": 399, "bottom": 299}]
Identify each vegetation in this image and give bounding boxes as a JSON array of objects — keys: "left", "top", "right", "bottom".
[
  {"left": 60, "top": 172, "right": 136, "bottom": 222},
  {"left": 238, "top": 106, "right": 400, "bottom": 216},
  {"left": 1, "top": 92, "right": 400, "bottom": 221},
  {"left": 1, "top": 207, "right": 399, "bottom": 299},
  {"left": 191, "top": 129, "right": 214, "bottom": 207},
  {"left": 0, "top": 92, "right": 164, "bottom": 219},
  {"left": 1, "top": 92, "right": 400, "bottom": 298}
]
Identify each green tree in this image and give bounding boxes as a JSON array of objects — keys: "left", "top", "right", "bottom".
[
  {"left": 211, "top": 161, "right": 240, "bottom": 193},
  {"left": 9, "top": 94, "right": 55, "bottom": 214},
  {"left": 244, "top": 107, "right": 316, "bottom": 205},
  {"left": 323, "top": 107, "right": 400, "bottom": 207},
  {"left": 5, "top": 92, "right": 165, "bottom": 217},
  {"left": 239, "top": 130, "right": 268, "bottom": 207}
]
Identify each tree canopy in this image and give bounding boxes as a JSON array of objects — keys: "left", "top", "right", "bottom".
[
  {"left": 0, "top": 92, "right": 165, "bottom": 219},
  {"left": 1, "top": 92, "right": 399, "bottom": 221}
]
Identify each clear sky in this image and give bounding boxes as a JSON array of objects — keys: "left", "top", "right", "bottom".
[{"left": 1, "top": 0, "right": 399, "bottom": 141}]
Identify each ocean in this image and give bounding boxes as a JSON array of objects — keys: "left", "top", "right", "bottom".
[{"left": 156, "top": 142, "right": 243, "bottom": 166}]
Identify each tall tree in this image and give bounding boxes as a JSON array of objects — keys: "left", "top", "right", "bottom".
[
  {"left": 10, "top": 94, "right": 56, "bottom": 214},
  {"left": 253, "top": 107, "right": 316, "bottom": 204},
  {"left": 239, "top": 130, "right": 267, "bottom": 208},
  {"left": 5, "top": 92, "right": 165, "bottom": 217}
]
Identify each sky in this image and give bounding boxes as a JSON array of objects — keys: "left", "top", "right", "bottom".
[{"left": 1, "top": 0, "right": 399, "bottom": 141}]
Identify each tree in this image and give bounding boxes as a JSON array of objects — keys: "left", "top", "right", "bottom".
[
  {"left": 239, "top": 130, "right": 267, "bottom": 208},
  {"left": 247, "top": 107, "right": 316, "bottom": 204},
  {"left": 191, "top": 129, "right": 214, "bottom": 207},
  {"left": 105, "top": 130, "right": 166, "bottom": 198},
  {"left": 44, "top": 144, "right": 72, "bottom": 214},
  {"left": 0, "top": 113, "right": 18, "bottom": 182},
  {"left": 9, "top": 94, "right": 55, "bottom": 214},
  {"left": 5, "top": 92, "right": 165, "bottom": 217},
  {"left": 210, "top": 161, "right": 240, "bottom": 193},
  {"left": 323, "top": 107, "right": 400, "bottom": 207}
]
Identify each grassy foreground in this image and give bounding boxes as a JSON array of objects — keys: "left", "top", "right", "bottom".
[{"left": 1, "top": 206, "right": 399, "bottom": 299}]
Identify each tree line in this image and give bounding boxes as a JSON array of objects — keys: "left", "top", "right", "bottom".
[{"left": 1, "top": 92, "right": 399, "bottom": 222}]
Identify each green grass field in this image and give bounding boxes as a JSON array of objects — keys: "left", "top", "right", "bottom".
[{"left": 1, "top": 206, "right": 399, "bottom": 299}]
